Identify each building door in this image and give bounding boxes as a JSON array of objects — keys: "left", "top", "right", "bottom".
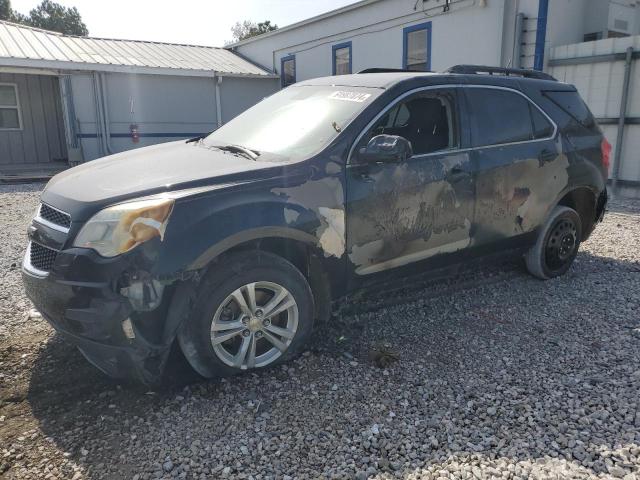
[
  {"left": 346, "top": 88, "right": 475, "bottom": 276},
  {"left": 0, "top": 73, "right": 68, "bottom": 176}
]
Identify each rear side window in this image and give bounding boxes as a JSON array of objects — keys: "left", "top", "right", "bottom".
[
  {"left": 465, "top": 89, "right": 533, "bottom": 147},
  {"left": 465, "top": 88, "right": 555, "bottom": 147}
]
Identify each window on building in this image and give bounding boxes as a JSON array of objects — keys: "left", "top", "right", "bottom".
[
  {"left": 281, "top": 56, "right": 296, "bottom": 88},
  {"left": 360, "top": 90, "right": 456, "bottom": 157},
  {"left": 403, "top": 22, "right": 431, "bottom": 71},
  {"left": 583, "top": 32, "right": 603, "bottom": 42},
  {"left": 332, "top": 42, "right": 352, "bottom": 75},
  {"left": 0, "top": 84, "right": 21, "bottom": 130},
  {"left": 466, "top": 89, "right": 535, "bottom": 147}
]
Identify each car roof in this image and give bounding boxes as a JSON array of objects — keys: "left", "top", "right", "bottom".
[{"left": 295, "top": 71, "right": 571, "bottom": 91}]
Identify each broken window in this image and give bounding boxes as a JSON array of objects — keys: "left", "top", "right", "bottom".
[
  {"left": 361, "top": 90, "right": 456, "bottom": 157},
  {"left": 0, "top": 84, "right": 21, "bottom": 130}
]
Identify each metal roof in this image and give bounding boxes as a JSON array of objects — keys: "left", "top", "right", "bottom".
[{"left": 0, "top": 21, "right": 274, "bottom": 77}]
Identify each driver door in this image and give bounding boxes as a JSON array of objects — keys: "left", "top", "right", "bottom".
[{"left": 345, "top": 88, "right": 475, "bottom": 278}]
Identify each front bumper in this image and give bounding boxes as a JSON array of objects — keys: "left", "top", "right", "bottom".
[{"left": 22, "top": 246, "right": 172, "bottom": 384}]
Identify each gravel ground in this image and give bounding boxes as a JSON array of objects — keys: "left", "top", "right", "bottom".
[{"left": 1, "top": 183, "right": 639, "bottom": 480}]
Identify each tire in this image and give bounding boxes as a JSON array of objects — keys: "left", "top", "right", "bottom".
[
  {"left": 525, "top": 206, "right": 582, "bottom": 280},
  {"left": 178, "top": 250, "right": 314, "bottom": 378}
]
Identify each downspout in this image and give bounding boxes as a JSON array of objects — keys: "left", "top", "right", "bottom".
[
  {"left": 214, "top": 74, "right": 223, "bottom": 128},
  {"left": 91, "top": 72, "right": 107, "bottom": 156},
  {"left": 533, "top": 0, "right": 549, "bottom": 71},
  {"left": 98, "top": 73, "right": 115, "bottom": 155},
  {"left": 611, "top": 46, "right": 634, "bottom": 197}
]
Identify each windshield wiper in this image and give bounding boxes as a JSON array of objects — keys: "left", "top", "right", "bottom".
[
  {"left": 186, "top": 132, "right": 211, "bottom": 144},
  {"left": 214, "top": 144, "right": 260, "bottom": 160}
]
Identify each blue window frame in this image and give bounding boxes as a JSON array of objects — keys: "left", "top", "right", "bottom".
[
  {"left": 332, "top": 41, "right": 352, "bottom": 75},
  {"left": 402, "top": 22, "right": 432, "bottom": 71},
  {"left": 280, "top": 55, "right": 296, "bottom": 87}
]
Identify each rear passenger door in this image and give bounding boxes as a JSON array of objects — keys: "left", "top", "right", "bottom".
[{"left": 464, "top": 86, "right": 561, "bottom": 247}]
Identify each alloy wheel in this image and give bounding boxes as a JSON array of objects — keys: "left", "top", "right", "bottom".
[{"left": 210, "top": 281, "right": 298, "bottom": 369}]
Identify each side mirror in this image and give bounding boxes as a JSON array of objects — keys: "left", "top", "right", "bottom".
[{"left": 358, "top": 134, "right": 413, "bottom": 163}]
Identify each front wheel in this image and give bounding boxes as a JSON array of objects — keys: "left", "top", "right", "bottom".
[
  {"left": 178, "top": 251, "right": 314, "bottom": 378},
  {"left": 525, "top": 206, "right": 582, "bottom": 280}
]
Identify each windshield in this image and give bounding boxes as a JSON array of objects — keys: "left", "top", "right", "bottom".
[{"left": 204, "top": 85, "right": 382, "bottom": 161}]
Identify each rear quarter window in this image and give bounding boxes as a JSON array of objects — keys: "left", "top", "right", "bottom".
[
  {"left": 541, "top": 90, "right": 598, "bottom": 134},
  {"left": 543, "top": 91, "right": 593, "bottom": 124}
]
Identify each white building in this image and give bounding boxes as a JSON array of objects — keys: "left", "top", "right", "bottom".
[
  {"left": 0, "top": 21, "right": 279, "bottom": 178},
  {"left": 2, "top": 1, "right": 638, "bottom": 190},
  {"left": 228, "top": 0, "right": 640, "bottom": 189}
]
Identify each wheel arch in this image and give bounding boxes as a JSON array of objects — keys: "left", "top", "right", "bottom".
[
  {"left": 192, "top": 229, "right": 335, "bottom": 325},
  {"left": 555, "top": 186, "right": 598, "bottom": 240}
]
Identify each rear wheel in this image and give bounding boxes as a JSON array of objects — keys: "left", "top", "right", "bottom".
[
  {"left": 525, "top": 206, "right": 582, "bottom": 280},
  {"left": 178, "top": 251, "right": 314, "bottom": 378}
]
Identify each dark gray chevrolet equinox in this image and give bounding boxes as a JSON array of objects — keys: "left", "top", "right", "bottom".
[{"left": 23, "top": 65, "right": 609, "bottom": 384}]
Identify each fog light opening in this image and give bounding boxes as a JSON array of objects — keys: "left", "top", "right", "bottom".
[{"left": 122, "top": 318, "right": 136, "bottom": 339}]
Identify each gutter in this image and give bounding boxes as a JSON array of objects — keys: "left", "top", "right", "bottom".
[{"left": 0, "top": 58, "right": 277, "bottom": 79}]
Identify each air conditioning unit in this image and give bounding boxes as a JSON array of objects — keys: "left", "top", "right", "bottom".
[{"left": 608, "top": 1, "right": 636, "bottom": 35}]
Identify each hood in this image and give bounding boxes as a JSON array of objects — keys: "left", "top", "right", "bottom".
[{"left": 42, "top": 140, "right": 276, "bottom": 218}]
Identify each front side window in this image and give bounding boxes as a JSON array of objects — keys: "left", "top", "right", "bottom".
[
  {"left": 0, "top": 84, "right": 21, "bottom": 130},
  {"left": 281, "top": 56, "right": 296, "bottom": 88},
  {"left": 357, "top": 89, "right": 456, "bottom": 159},
  {"left": 205, "top": 85, "right": 381, "bottom": 161},
  {"left": 403, "top": 22, "right": 431, "bottom": 71},
  {"left": 332, "top": 42, "right": 352, "bottom": 75},
  {"left": 466, "top": 89, "right": 537, "bottom": 147}
]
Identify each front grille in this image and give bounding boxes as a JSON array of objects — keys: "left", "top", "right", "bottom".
[
  {"left": 30, "top": 242, "right": 58, "bottom": 272},
  {"left": 39, "top": 203, "right": 71, "bottom": 229}
]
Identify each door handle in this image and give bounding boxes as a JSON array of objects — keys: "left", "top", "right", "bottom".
[
  {"left": 446, "top": 166, "right": 468, "bottom": 182},
  {"left": 539, "top": 149, "right": 556, "bottom": 163}
]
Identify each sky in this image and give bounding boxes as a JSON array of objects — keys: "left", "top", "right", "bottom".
[{"left": 10, "top": 0, "right": 360, "bottom": 46}]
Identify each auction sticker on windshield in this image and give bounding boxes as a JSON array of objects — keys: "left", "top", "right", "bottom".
[{"left": 328, "top": 91, "right": 372, "bottom": 102}]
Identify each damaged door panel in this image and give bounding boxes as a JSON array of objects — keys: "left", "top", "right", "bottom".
[
  {"left": 346, "top": 88, "right": 475, "bottom": 276},
  {"left": 464, "top": 86, "right": 568, "bottom": 243},
  {"left": 21, "top": 67, "right": 609, "bottom": 384}
]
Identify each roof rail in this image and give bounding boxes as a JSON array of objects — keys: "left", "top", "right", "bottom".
[
  {"left": 444, "top": 64, "right": 557, "bottom": 81},
  {"left": 358, "top": 68, "right": 431, "bottom": 74}
]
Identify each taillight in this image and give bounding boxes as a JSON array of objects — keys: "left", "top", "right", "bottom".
[{"left": 601, "top": 138, "right": 611, "bottom": 171}]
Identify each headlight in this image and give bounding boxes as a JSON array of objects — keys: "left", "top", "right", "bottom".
[{"left": 73, "top": 198, "right": 174, "bottom": 257}]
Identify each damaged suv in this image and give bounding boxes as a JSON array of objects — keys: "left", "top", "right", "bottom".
[{"left": 23, "top": 65, "right": 608, "bottom": 384}]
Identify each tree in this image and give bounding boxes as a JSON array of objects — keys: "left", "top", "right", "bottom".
[
  {"left": 28, "top": 0, "right": 88, "bottom": 36},
  {"left": 0, "top": 0, "right": 11, "bottom": 21},
  {"left": 0, "top": 0, "right": 88, "bottom": 36},
  {"left": 230, "top": 20, "right": 278, "bottom": 42}
]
